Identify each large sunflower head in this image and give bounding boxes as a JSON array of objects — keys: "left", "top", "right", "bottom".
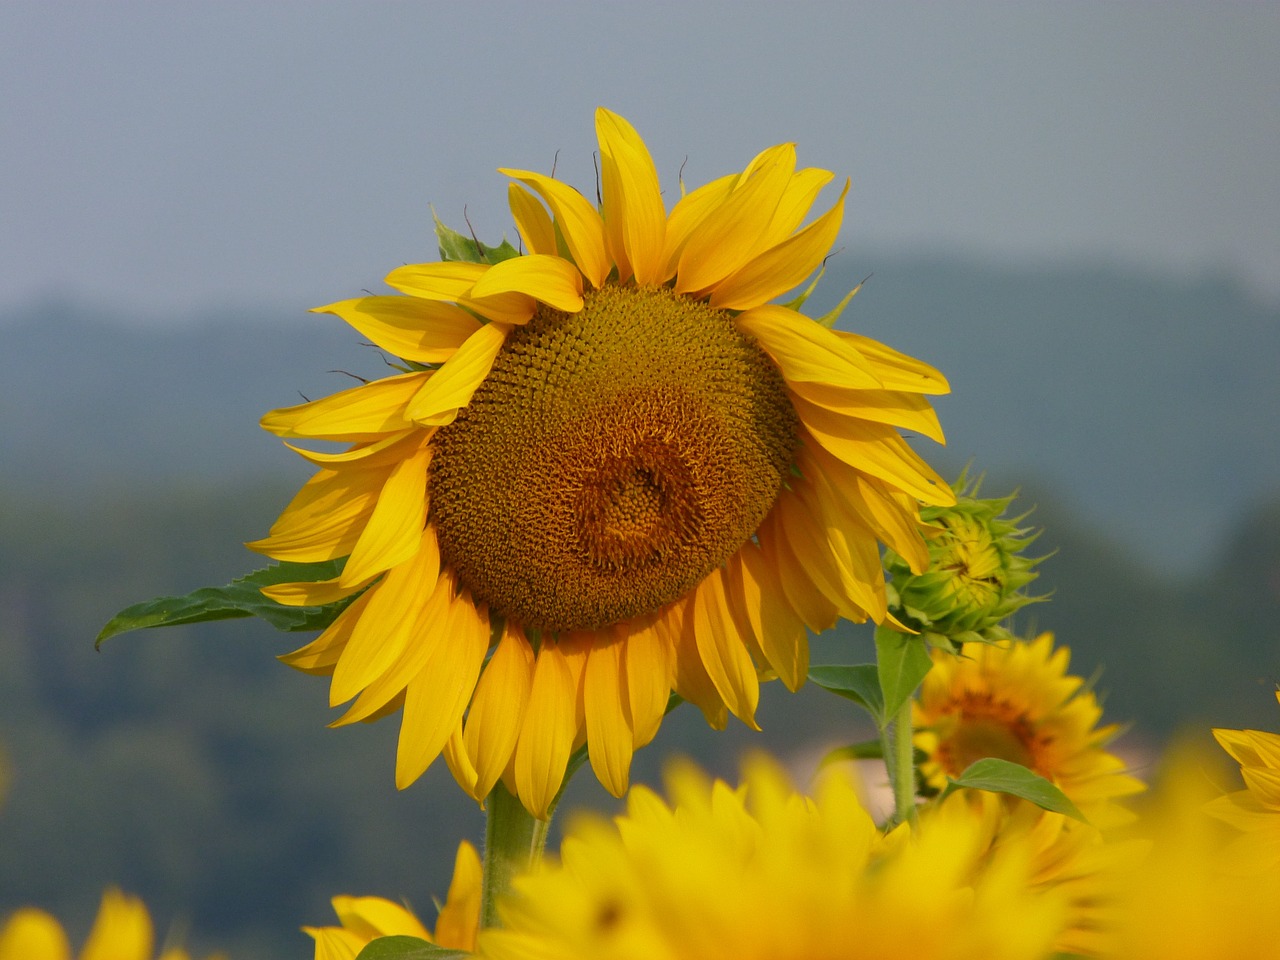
[
  {"left": 251, "top": 108, "right": 955, "bottom": 817},
  {"left": 914, "top": 632, "right": 1145, "bottom": 829}
]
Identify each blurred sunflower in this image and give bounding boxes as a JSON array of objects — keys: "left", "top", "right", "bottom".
[
  {"left": 1102, "top": 746, "right": 1280, "bottom": 960},
  {"left": 933, "top": 790, "right": 1142, "bottom": 957},
  {"left": 478, "top": 757, "right": 1066, "bottom": 960},
  {"left": 1205, "top": 690, "right": 1280, "bottom": 870},
  {"left": 0, "top": 888, "right": 221, "bottom": 960},
  {"left": 252, "top": 107, "right": 954, "bottom": 816},
  {"left": 305, "top": 840, "right": 481, "bottom": 960},
  {"left": 915, "top": 632, "right": 1144, "bottom": 828}
]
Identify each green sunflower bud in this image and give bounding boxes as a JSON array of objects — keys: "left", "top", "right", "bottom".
[{"left": 884, "top": 472, "right": 1043, "bottom": 650}]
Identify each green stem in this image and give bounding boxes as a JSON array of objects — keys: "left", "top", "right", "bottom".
[
  {"left": 479, "top": 782, "right": 549, "bottom": 931},
  {"left": 888, "top": 695, "right": 918, "bottom": 826}
]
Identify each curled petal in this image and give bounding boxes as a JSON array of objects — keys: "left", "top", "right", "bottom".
[
  {"left": 470, "top": 253, "right": 584, "bottom": 313},
  {"left": 499, "top": 168, "right": 609, "bottom": 288},
  {"left": 406, "top": 322, "right": 510, "bottom": 426},
  {"left": 312, "top": 296, "right": 481, "bottom": 364},
  {"left": 596, "top": 106, "right": 667, "bottom": 284}
]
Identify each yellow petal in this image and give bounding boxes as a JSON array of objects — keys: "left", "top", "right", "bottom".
[
  {"left": 305, "top": 927, "right": 363, "bottom": 960},
  {"left": 726, "top": 542, "right": 807, "bottom": 692},
  {"left": 384, "top": 261, "right": 488, "bottom": 300},
  {"left": 659, "top": 172, "right": 736, "bottom": 281},
  {"left": 596, "top": 107, "right": 666, "bottom": 284},
  {"left": 312, "top": 296, "right": 481, "bottom": 364},
  {"left": 332, "top": 896, "right": 431, "bottom": 941},
  {"left": 498, "top": 168, "right": 609, "bottom": 288},
  {"left": 469, "top": 253, "right": 584, "bottom": 313},
  {"left": 260, "top": 575, "right": 370, "bottom": 607},
  {"left": 283, "top": 430, "right": 420, "bottom": 467},
  {"left": 623, "top": 616, "right": 674, "bottom": 748},
  {"left": 801, "top": 441, "right": 930, "bottom": 574},
  {"left": 514, "top": 640, "right": 582, "bottom": 819},
  {"left": 583, "top": 635, "right": 635, "bottom": 798},
  {"left": 0, "top": 909, "right": 71, "bottom": 960},
  {"left": 834, "top": 328, "right": 951, "bottom": 395},
  {"left": 329, "top": 527, "right": 442, "bottom": 706},
  {"left": 758, "top": 506, "right": 839, "bottom": 633},
  {"left": 464, "top": 622, "right": 536, "bottom": 799},
  {"left": 395, "top": 590, "right": 490, "bottom": 788},
  {"left": 278, "top": 590, "right": 371, "bottom": 675},
  {"left": 80, "top": 889, "right": 153, "bottom": 960},
  {"left": 793, "top": 401, "right": 955, "bottom": 506},
  {"left": 382, "top": 261, "right": 540, "bottom": 324},
  {"left": 661, "top": 598, "right": 728, "bottom": 730},
  {"left": 789, "top": 378, "right": 945, "bottom": 443},
  {"left": 710, "top": 179, "right": 848, "bottom": 310},
  {"left": 260, "top": 371, "right": 430, "bottom": 441},
  {"left": 691, "top": 567, "right": 760, "bottom": 730},
  {"left": 675, "top": 143, "right": 796, "bottom": 297},
  {"left": 340, "top": 441, "right": 430, "bottom": 585},
  {"left": 765, "top": 166, "right": 836, "bottom": 249},
  {"left": 507, "top": 183, "right": 557, "bottom": 256},
  {"left": 443, "top": 719, "right": 479, "bottom": 800},
  {"left": 246, "top": 465, "right": 385, "bottom": 562},
  {"left": 734, "top": 303, "right": 881, "bottom": 389},
  {"left": 331, "top": 536, "right": 447, "bottom": 725},
  {"left": 787, "top": 475, "right": 886, "bottom": 621},
  {"left": 405, "top": 321, "right": 509, "bottom": 425},
  {"left": 434, "top": 841, "right": 483, "bottom": 951}
]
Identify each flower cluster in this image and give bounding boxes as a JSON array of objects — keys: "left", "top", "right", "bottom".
[{"left": 75, "top": 106, "right": 1269, "bottom": 960}]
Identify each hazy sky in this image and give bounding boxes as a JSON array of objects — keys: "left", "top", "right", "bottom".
[{"left": 3, "top": 2, "right": 1277, "bottom": 320}]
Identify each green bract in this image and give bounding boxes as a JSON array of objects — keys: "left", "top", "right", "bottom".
[{"left": 884, "top": 474, "right": 1043, "bottom": 650}]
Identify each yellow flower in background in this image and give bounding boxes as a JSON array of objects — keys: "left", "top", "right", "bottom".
[
  {"left": 0, "top": 888, "right": 221, "bottom": 960},
  {"left": 1101, "top": 746, "right": 1280, "bottom": 960},
  {"left": 1205, "top": 690, "right": 1280, "bottom": 870},
  {"left": 915, "top": 632, "right": 1144, "bottom": 829},
  {"left": 305, "top": 840, "right": 481, "bottom": 960},
  {"left": 478, "top": 757, "right": 1066, "bottom": 960},
  {"left": 252, "top": 107, "right": 954, "bottom": 816},
  {"left": 930, "top": 791, "right": 1142, "bottom": 957}
]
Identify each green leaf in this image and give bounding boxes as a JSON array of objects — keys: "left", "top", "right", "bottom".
[
  {"left": 95, "top": 559, "right": 353, "bottom": 648},
  {"left": 807, "top": 663, "right": 884, "bottom": 726},
  {"left": 435, "top": 215, "right": 521, "bottom": 265},
  {"left": 939, "top": 757, "right": 1087, "bottom": 822},
  {"left": 874, "top": 627, "right": 933, "bottom": 727},
  {"left": 355, "top": 936, "right": 468, "bottom": 960}
]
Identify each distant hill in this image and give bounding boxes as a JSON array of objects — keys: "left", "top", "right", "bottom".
[{"left": 2, "top": 255, "right": 1277, "bottom": 574}]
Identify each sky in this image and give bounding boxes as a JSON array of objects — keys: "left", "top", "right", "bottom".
[{"left": 2, "top": 2, "right": 1277, "bottom": 321}]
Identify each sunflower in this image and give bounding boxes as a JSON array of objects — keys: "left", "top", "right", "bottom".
[
  {"left": 1204, "top": 690, "right": 1280, "bottom": 870},
  {"left": 914, "top": 632, "right": 1144, "bottom": 829},
  {"left": 478, "top": 757, "right": 1067, "bottom": 960},
  {"left": 0, "top": 888, "right": 221, "bottom": 960},
  {"left": 931, "top": 789, "right": 1142, "bottom": 957},
  {"left": 252, "top": 107, "right": 954, "bottom": 817},
  {"left": 305, "top": 840, "right": 481, "bottom": 960},
  {"left": 1101, "top": 747, "right": 1280, "bottom": 960}
]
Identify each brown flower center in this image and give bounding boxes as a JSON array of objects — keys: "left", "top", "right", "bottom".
[
  {"left": 429, "top": 283, "right": 798, "bottom": 633},
  {"left": 935, "top": 693, "right": 1043, "bottom": 776}
]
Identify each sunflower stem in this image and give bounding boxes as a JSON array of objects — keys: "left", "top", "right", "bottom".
[
  {"left": 480, "top": 782, "right": 550, "bottom": 930},
  {"left": 888, "top": 695, "right": 918, "bottom": 825}
]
